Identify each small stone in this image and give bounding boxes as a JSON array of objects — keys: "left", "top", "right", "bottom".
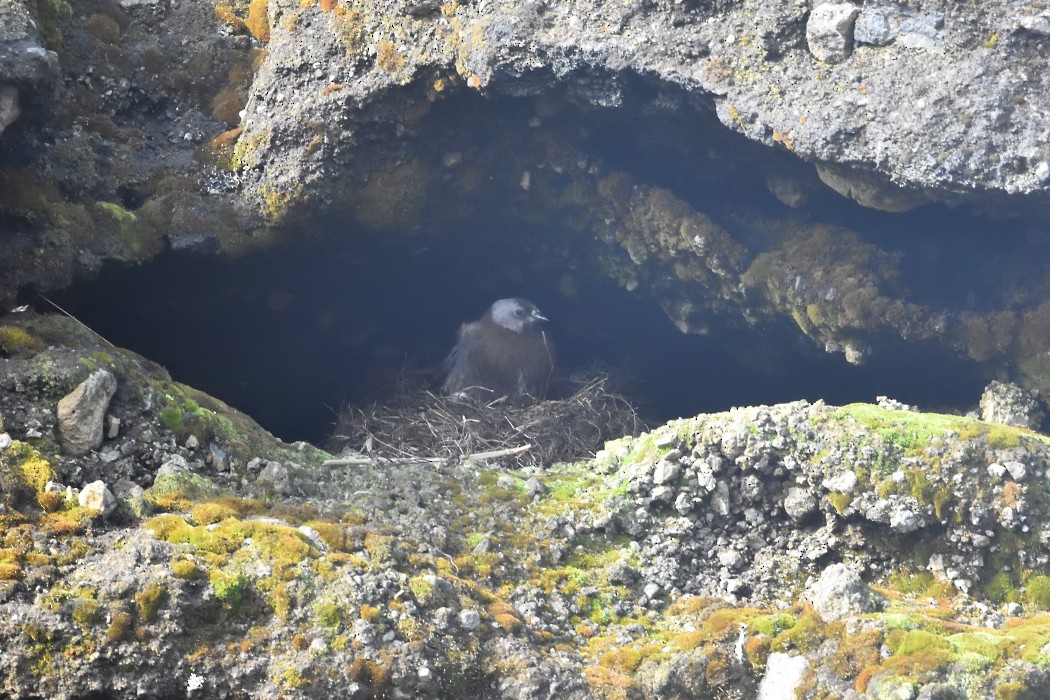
[
  {"left": 710, "top": 481, "right": 731, "bottom": 517},
  {"left": 524, "top": 476, "right": 546, "bottom": 498},
  {"left": 606, "top": 559, "right": 640, "bottom": 585},
  {"left": 696, "top": 467, "right": 717, "bottom": 493},
  {"left": 157, "top": 453, "right": 190, "bottom": 478},
  {"left": 0, "top": 433, "right": 11, "bottom": 450},
  {"left": 1019, "top": 13, "right": 1050, "bottom": 36},
  {"left": 855, "top": 7, "right": 894, "bottom": 45},
  {"left": 653, "top": 459, "right": 681, "bottom": 485},
  {"left": 57, "top": 369, "right": 118, "bottom": 456},
  {"left": 783, "top": 487, "right": 818, "bottom": 521},
  {"left": 653, "top": 432, "right": 678, "bottom": 448},
  {"left": 433, "top": 607, "right": 453, "bottom": 630},
  {"left": 806, "top": 2, "right": 861, "bottom": 64},
  {"left": 643, "top": 583, "right": 662, "bottom": 599},
  {"left": 209, "top": 443, "right": 229, "bottom": 471},
  {"left": 980, "top": 381, "right": 1044, "bottom": 429},
  {"left": 718, "top": 549, "right": 744, "bottom": 569},
  {"left": 896, "top": 12, "right": 944, "bottom": 49},
  {"left": 673, "top": 492, "right": 692, "bottom": 515},
  {"left": 805, "top": 563, "right": 880, "bottom": 622},
  {"left": 757, "top": 653, "right": 810, "bottom": 700},
  {"left": 987, "top": 463, "right": 1008, "bottom": 479},
  {"left": 105, "top": 416, "right": 120, "bottom": 439},
  {"left": 1035, "top": 161, "right": 1050, "bottom": 182},
  {"left": 1004, "top": 461, "right": 1027, "bottom": 481},
  {"left": 298, "top": 526, "right": 327, "bottom": 552},
  {"left": 458, "top": 609, "right": 481, "bottom": 630},
  {"left": 651, "top": 485, "right": 674, "bottom": 502},
  {"left": 1000, "top": 506, "right": 1017, "bottom": 527},
  {"left": 185, "top": 434, "right": 199, "bottom": 449},
  {"left": 823, "top": 471, "right": 858, "bottom": 494},
  {"left": 890, "top": 506, "right": 922, "bottom": 533},
  {"left": 257, "top": 461, "right": 288, "bottom": 484},
  {"left": 78, "top": 480, "right": 117, "bottom": 517}
]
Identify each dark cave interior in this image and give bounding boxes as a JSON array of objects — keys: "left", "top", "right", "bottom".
[{"left": 39, "top": 88, "right": 1028, "bottom": 446}]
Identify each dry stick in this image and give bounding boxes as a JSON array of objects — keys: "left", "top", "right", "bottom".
[
  {"left": 323, "top": 443, "right": 532, "bottom": 467},
  {"left": 37, "top": 294, "right": 114, "bottom": 347}
]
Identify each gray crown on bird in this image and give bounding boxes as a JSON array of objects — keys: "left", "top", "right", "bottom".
[{"left": 442, "top": 298, "right": 555, "bottom": 403}]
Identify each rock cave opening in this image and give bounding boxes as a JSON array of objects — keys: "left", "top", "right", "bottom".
[
  {"left": 36, "top": 84, "right": 1021, "bottom": 446},
  {"left": 42, "top": 232, "right": 987, "bottom": 448}
]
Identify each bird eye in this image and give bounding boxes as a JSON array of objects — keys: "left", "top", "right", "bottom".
[{"left": 515, "top": 309, "right": 524, "bottom": 316}]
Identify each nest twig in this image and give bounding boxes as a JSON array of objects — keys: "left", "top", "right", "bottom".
[{"left": 326, "top": 372, "right": 644, "bottom": 469}]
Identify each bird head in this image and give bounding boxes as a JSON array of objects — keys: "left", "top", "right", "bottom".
[{"left": 489, "top": 298, "right": 548, "bottom": 334}]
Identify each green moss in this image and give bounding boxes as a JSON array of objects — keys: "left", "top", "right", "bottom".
[
  {"left": 1, "top": 442, "right": 56, "bottom": 507},
  {"left": 827, "top": 492, "right": 853, "bottom": 514},
  {"left": 171, "top": 558, "right": 204, "bottom": 580},
  {"left": 0, "top": 562, "right": 24, "bottom": 580},
  {"left": 230, "top": 128, "right": 271, "bottom": 170},
  {"left": 985, "top": 571, "right": 1022, "bottom": 605},
  {"left": 833, "top": 404, "right": 1050, "bottom": 456},
  {"left": 314, "top": 599, "right": 345, "bottom": 630},
  {"left": 95, "top": 202, "right": 161, "bottom": 260},
  {"left": 157, "top": 389, "right": 239, "bottom": 444},
  {"left": 33, "top": 0, "right": 73, "bottom": 50},
  {"left": 71, "top": 597, "right": 101, "bottom": 628},
  {"left": 191, "top": 501, "right": 239, "bottom": 525},
  {"left": 259, "top": 181, "right": 304, "bottom": 222},
  {"left": 105, "top": 610, "right": 133, "bottom": 642},
  {"left": 948, "top": 631, "right": 1003, "bottom": 669},
  {"left": 145, "top": 469, "right": 224, "bottom": 512},
  {"left": 209, "top": 569, "right": 252, "bottom": 607},
  {"left": 135, "top": 583, "right": 166, "bottom": 622},
  {"left": 0, "top": 326, "right": 46, "bottom": 356},
  {"left": 1025, "top": 575, "right": 1050, "bottom": 610},
  {"left": 408, "top": 574, "right": 437, "bottom": 605},
  {"left": 882, "top": 569, "right": 956, "bottom": 600},
  {"left": 769, "top": 613, "right": 824, "bottom": 653},
  {"left": 749, "top": 612, "right": 796, "bottom": 637}
]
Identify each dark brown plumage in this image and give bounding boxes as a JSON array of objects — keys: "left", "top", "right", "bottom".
[{"left": 442, "top": 298, "right": 554, "bottom": 403}]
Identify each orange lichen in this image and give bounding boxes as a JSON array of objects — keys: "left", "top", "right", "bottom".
[
  {"left": 246, "top": 0, "right": 271, "bottom": 42},
  {"left": 583, "top": 666, "right": 641, "bottom": 700}
]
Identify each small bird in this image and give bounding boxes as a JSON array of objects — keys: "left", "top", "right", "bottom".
[{"left": 442, "top": 298, "right": 555, "bottom": 403}]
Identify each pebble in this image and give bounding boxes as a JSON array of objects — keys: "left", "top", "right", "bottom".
[
  {"left": 823, "top": 471, "right": 858, "bottom": 493},
  {"left": 458, "top": 609, "right": 481, "bottom": 630}
]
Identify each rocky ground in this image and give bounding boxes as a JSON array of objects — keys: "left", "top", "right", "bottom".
[{"left": 3, "top": 311, "right": 1050, "bottom": 698}]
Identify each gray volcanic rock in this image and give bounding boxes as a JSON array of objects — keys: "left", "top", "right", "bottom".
[
  {"left": 56, "top": 369, "right": 118, "bottom": 457},
  {"left": 0, "top": 0, "right": 58, "bottom": 137},
  {"left": 237, "top": 0, "right": 1050, "bottom": 214},
  {"left": 806, "top": 2, "right": 861, "bottom": 64},
  {"left": 980, "top": 380, "right": 1045, "bottom": 429}
]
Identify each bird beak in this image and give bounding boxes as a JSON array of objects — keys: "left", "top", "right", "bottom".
[{"left": 532, "top": 310, "right": 548, "bottom": 322}]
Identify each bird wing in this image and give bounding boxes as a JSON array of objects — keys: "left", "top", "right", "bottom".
[{"left": 441, "top": 322, "right": 481, "bottom": 394}]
